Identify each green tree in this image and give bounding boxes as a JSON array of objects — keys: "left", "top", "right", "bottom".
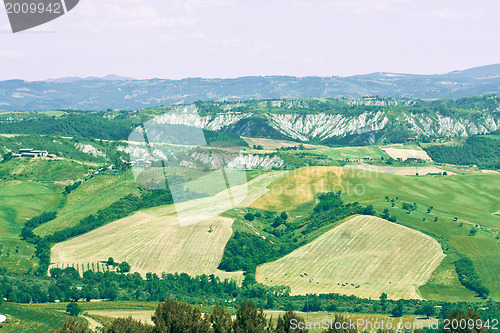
[
  {"left": 272, "top": 216, "right": 284, "bottom": 228},
  {"left": 421, "top": 304, "right": 435, "bottom": 319},
  {"left": 280, "top": 212, "right": 288, "bottom": 221},
  {"left": 275, "top": 310, "right": 308, "bottom": 333},
  {"left": 379, "top": 292, "right": 387, "bottom": 312},
  {"left": 233, "top": 300, "right": 268, "bottom": 333},
  {"left": 1, "top": 152, "right": 13, "bottom": 163},
  {"left": 66, "top": 302, "right": 81, "bottom": 316},
  {"left": 52, "top": 318, "right": 87, "bottom": 333},
  {"left": 118, "top": 261, "right": 131, "bottom": 273},
  {"left": 443, "top": 309, "right": 489, "bottom": 333},
  {"left": 152, "top": 299, "right": 212, "bottom": 333},
  {"left": 107, "top": 257, "right": 115, "bottom": 266},
  {"left": 469, "top": 227, "right": 478, "bottom": 236},
  {"left": 391, "top": 300, "right": 404, "bottom": 318},
  {"left": 211, "top": 304, "right": 233, "bottom": 333},
  {"left": 244, "top": 213, "right": 255, "bottom": 221},
  {"left": 323, "top": 313, "right": 357, "bottom": 333},
  {"left": 104, "top": 317, "right": 154, "bottom": 333}
]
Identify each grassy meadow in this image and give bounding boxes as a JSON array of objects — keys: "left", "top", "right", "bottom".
[
  {"left": 0, "top": 181, "right": 62, "bottom": 273},
  {"left": 0, "top": 302, "right": 86, "bottom": 333}
]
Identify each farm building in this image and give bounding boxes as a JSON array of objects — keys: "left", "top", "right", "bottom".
[
  {"left": 0, "top": 314, "right": 6, "bottom": 323},
  {"left": 14, "top": 148, "right": 49, "bottom": 158}
]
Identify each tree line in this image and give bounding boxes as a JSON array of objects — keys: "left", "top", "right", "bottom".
[{"left": 218, "top": 192, "right": 376, "bottom": 274}]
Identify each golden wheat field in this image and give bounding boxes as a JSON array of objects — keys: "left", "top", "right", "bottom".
[
  {"left": 50, "top": 172, "right": 284, "bottom": 280},
  {"left": 251, "top": 166, "right": 344, "bottom": 211},
  {"left": 255, "top": 215, "right": 445, "bottom": 300}
]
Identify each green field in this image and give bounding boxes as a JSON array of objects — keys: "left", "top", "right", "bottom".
[
  {"left": 243, "top": 167, "right": 500, "bottom": 301},
  {"left": 0, "top": 158, "right": 90, "bottom": 182},
  {"left": 340, "top": 170, "right": 500, "bottom": 301},
  {"left": 34, "top": 171, "right": 138, "bottom": 236},
  {"left": 0, "top": 181, "right": 61, "bottom": 273},
  {"left": 0, "top": 302, "right": 86, "bottom": 333},
  {"left": 299, "top": 146, "right": 389, "bottom": 161}
]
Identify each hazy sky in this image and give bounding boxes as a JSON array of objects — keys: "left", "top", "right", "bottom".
[{"left": 0, "top": 0, "right": 499, "bottom": 81}]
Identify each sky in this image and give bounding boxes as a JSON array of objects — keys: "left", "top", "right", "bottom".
[{"left": 0, "top": 0, "right": 499, "bottom": 81}]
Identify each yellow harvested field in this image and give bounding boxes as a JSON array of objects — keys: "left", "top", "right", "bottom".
[
  {"left": 87, "top": 310, "right": 154, "bottom": 325},
  {"left": 346, "top": 163, "right": 454, "bottom": 176},
  {"left": 50, "top": 172, "right": 284, "bottom": 280},
  {"left": 255, "top": 215, "right": 445, "bottom": 300},
  {"left": 381, "top": 148, "right": 432, "bottom": 161},
  {"left": 251, "top": 166, "right": 344, "bottom": 211}
]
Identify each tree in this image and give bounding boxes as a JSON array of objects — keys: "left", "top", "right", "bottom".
[
  {"left": 443, "top": 309, "right": 489, "bottom": 333},
  {"left": 275, "top": 310, "right": 308, "bottom": 333},
  {"left": 421, "top": 304, "right": 435, "bottom": 319},
  {"left": 107, "top": 257, "right": 115, "bottom": 266},
  {"left": 323, "top": 313, "right": 357, "bottom": 333},
  {"left": 104, "top": 316, "right": 154, "bottom": 333},
  {"left": 469, "top": 227, "right": 478, "bottom": 236},
  {"left": 52, "top": 318, "right": 87, "bottom": 333},
  {"left": 280, "top": 212, "right": 288, "bottom": 221},
  {"left": 272, "top": 216, "right": 284, "bottom": 228},
  {"left": 152, "top": 299, "right": 212, "bottom": 333},
  {"left": 381, "top": 208, "right": 390, "bottom": 219},
  {"left": 66, "top": 302, "right": 81, "bottom": 316},
  {"left": 118, "top": 261, "right": 131, "bottom": 273},
  {"left": 1, "top": 152, "right": 13, "bottom": 163},
  {"left": 244, "top": 213, "right": 255, "bottom": 221},
  {"left": 379, "top": 293, "right": 387, "bottom": 312},
  {"left": 391, "top": 300, "right": 404, "bottom": 317},
  {"left": 233, "top": 300, "right": 269, "bottom": 333},
  {"left": 211, "top": 305, "right": 232, "bottom": 333}
]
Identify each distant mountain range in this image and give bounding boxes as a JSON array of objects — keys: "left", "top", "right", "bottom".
[{"left": 1, "top": 64, "right": 500, "bottom": 111}]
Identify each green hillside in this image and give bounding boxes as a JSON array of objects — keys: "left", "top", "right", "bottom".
[
  {"left": 0, "top": 302, "right": 86, "bottom": 333},
  {"left": 340, "top": 171, "right": 500, "bottom": 301},
  {"left": 0, "top": 181, "right": 62, "bottom": 273},
  {"left": 34, "top": 171, "right": 138, "bottom": 237}
]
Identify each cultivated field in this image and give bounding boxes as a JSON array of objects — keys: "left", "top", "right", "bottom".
[
  {"left": 381, "top": 147, "right": 432, "bottom": 161},
  {"left": 0, "top": 181, "right": 60, "bottom": 272},
  {"left": 255, "top": 215, "right": 445, "bottom": 300},
  {"left": 87, "top": 310, "right": 154, "bottom": 325},
  {"left": 242, "top": 137, "right": 326, "bottom": 150},
  {"left": 84, "top": 309, "right": 433, "bottom": 333},
  {"left": 251, "top": 166, "right": 344, "bottom": 211},
  {"left": 345, "top": 163, "right": 453, "bottom": 176},
  {"left": 0, "top": 302, "right": 86, "bottom": 333},
  {"left": 50, "top": 172, "right": 284, "bottom": 280},
  {"left": 307, "top": 146, "right": 389, "bottom": 161},
  {"left": 35, "top": 172, "right": 138, "bottom": 236},
  {"left": 341, "top": 170, "right": 500, "bottom": 300}
]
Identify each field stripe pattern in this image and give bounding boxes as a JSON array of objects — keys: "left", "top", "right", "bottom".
[{"left": 256, "top": 215, "right": 445, "bottom": 299}]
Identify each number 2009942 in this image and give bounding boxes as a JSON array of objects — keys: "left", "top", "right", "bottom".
[{"left": 5, "top": 2, "right": 62, "bottom": 14}]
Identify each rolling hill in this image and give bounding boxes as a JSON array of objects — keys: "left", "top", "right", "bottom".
[
  {"left": 255, "top": 215, "right": 445, "bottom": 300},
  {"left": 2, "top": 64, "right": 500, "bottom": 111}
]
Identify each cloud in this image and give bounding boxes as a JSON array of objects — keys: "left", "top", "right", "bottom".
[
  {"left": 426, "top": 8, "right": 484, "bottom": 20},
  {"left": 68, "top": 0, "right": 200, "bottom": 32},
  {"left": 0, "top": 50, "right": 25, "bottom": 59}
]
